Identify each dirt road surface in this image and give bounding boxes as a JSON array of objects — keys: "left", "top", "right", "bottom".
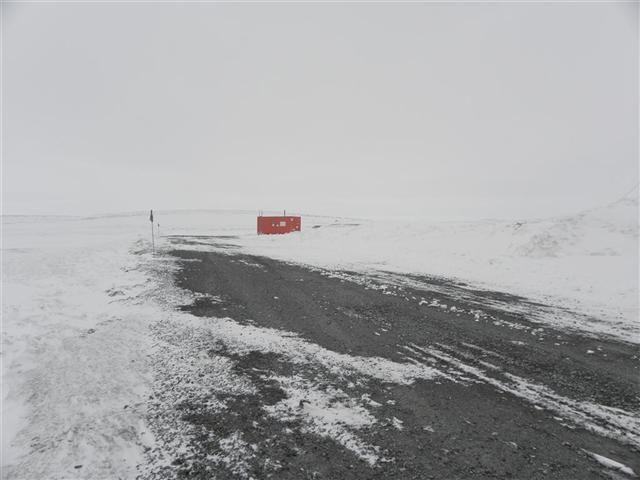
[{"left": 150, "top": 237, "right": 639, "bottom": 479}]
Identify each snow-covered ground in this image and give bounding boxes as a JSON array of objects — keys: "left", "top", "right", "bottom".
[
  {"left": 1, "top": 216, "right": 160, "bottom": 478},
  {"left": 1, "top": 194, "right": 637, "bottom": 476}
]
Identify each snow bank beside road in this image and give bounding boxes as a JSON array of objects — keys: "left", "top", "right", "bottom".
[{"left": 1, "top": 216, "right": 158, "bottom": 478}]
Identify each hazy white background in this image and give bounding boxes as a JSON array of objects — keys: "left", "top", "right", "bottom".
[{"left": 2, "top": 2, "right": 638, "bottom": 219}]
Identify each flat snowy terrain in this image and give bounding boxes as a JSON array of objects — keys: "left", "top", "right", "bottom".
[{"left": 1, "top": 194, "right": 637, "bottom": 478}]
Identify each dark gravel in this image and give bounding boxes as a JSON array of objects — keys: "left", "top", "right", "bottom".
[{"left": 161, "top": 246, "right": 639, "bottom": 480}]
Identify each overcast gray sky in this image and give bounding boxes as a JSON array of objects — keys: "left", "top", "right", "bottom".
[{"left": 2, "top": 2, "right": 638, "bottom": 219}]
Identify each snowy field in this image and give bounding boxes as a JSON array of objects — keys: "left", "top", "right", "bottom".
[
  {"left": 1, "top": 216, "right": 159, "bottom": 477},
  {"left": 1, "top": 194, "right": 638, "bottom": 476}
]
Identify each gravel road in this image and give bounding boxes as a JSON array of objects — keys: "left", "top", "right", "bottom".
[{"left": 155, "top": 239, "right": 639, "bottom": 479}]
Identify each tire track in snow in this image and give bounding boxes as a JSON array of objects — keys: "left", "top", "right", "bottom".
[{"left": 401, "top": 343, "right": 640, "bottom": 450}]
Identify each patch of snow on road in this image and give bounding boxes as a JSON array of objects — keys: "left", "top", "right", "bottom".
[
  {"left": 391, "top": 417, "right": 404, "bottom": 431},
  {"left": 265, "top": 375, "right": 380, "bottom": 465},
  {"left": 180, "top": 315, "right": 443, "bottom": 385},
  {"left": 215, "top": 432, "right": 256, "bottom": 479},
  {"left": 584, "top": 450, "right": 637, "bottom": 477}
]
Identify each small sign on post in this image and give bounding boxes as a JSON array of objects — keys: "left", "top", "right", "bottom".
[{"left": 150, "top": 209, "right": 155, "bottom": 254}]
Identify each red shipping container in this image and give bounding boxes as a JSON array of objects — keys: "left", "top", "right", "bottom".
[{"left": 257, "top": 215, "right": 301, "bottom": 235}]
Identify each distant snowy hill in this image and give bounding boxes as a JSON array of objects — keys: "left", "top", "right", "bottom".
[{"left": 515, "top": 194, "right": 637, "bottom": 258}]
